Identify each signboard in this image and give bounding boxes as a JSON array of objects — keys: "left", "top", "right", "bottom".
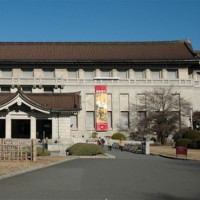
[
  {"left": 95, "top": 85, "right": 108, "bottom": 131},
  {"left": 176, "top": 146, "right": 187, "bottom": 158}
]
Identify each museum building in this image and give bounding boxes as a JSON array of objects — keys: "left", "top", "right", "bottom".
[{"left": 0, "top": 39, "right": 199, "bottom": 144}]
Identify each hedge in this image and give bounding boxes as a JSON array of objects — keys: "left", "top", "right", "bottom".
[
  {"left": 111, "top": 133, "right": 127, "bottom": 140},
  {"left": 176, "top": 138, "right": 192, "bottom": 147},
  {"left": 182, "top": 130, "right": 200, "bottom": 140},
  {"left": 66, "top": 143, "right": 105, "bottom": 156}
]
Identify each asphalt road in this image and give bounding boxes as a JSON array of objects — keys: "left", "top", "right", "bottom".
[{"left": 0, "top": 150, "right": 200, "bottom": 200}]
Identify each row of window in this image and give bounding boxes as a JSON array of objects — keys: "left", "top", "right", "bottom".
[
  {"left": 0, "top": 69, "right": 182, "bottom": 80},
  {"left": 0, "top": 86, "right": 54, "bottom": 93}
]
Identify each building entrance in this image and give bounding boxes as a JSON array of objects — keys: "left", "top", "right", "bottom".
[
  {"left": 12, "top": 119, "right": 30, "bottom": 138},
  {"left": 36, "top": 119, "right": 52, "bottom": 140},
  {"left": 0, "top": 119, "right": 5, "bottom": 138}
]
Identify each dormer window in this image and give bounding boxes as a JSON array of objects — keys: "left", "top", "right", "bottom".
[
  {"left": 2, "top": 69, "right": 12, "bottom": 78},
  {"left": 101, "top": 70, "right": 110, "bottom": 77},
  {"left": 44, "top": 69, "right": 54, "bottom": 78},
  {"left": 22, "top": 69, "right": 33, "bottom": 78},
  {"left": 135, "top": 70, "right": 144, "bottom": 79},
  {"left": 68, "top": 71, "right": 77, "bottom": 78},
  {"left": 168, "top": 70, "right": 178, "bottom": 80},
  {"left": 152, "top": 70, "right": 161, "bottom": 79}
]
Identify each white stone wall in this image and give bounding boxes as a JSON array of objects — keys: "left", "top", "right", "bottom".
[
  {"left": 58, "top": 115, "right": 71, "bottom": 139},
  {"left": 1, "top": 67, "right": 200, "bottom": 140}
]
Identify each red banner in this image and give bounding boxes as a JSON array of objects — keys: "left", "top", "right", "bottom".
[
  {"left": 176, "top": 146, "right": 187, "bottom": 155},
  {"left": 95, "top": 85, "right": 108, "bottom": 131},
  {"left": 95, "top": 85, "right": 107, "bottom": 93}
]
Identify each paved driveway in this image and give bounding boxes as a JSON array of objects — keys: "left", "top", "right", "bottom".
[{"left": 0, "top": 150, "right": 200, "bottom": 200}]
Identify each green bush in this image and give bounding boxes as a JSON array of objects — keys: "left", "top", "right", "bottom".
[
  {"left": 182, "top": 130, "right": 200, "bottom": 140},
  {"left": 66, "top": 143, "right": 105, "bottom": 156},
  {"left": 176, "top": 138, "right": 192, "bottom": 147},
  {"left": 37, "top": 147, "right": 51, "bottom": 156},
  {"left": 92, "top": 132, "right": 98, "bottom": 138},
  {"left": 111, "top": 133, "right": 127, "bottom": 140}
]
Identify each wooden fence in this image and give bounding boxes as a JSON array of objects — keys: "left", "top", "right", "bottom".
[{"left": 0, "top": 139, "right": 37, "bottom": 161}]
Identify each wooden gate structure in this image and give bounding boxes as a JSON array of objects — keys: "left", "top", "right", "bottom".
[{"left": 0, "top": 139, "right": 37, "bottom": 161}]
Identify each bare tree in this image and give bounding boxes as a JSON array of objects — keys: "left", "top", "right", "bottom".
[{"left": 131, "top": 87, "right": 191, "bottom": 145}]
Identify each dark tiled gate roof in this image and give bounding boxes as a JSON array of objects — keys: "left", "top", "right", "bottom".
[
  {"left": 0, "top": 40, "right": 198, "bottom": 62},
  {"left": 0, "top": 90, "right": 81, "bottom": 112}
]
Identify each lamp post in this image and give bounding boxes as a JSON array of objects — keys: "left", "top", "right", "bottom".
[{"left": 190, "top": 104, "right": 193, "bottom": 130}]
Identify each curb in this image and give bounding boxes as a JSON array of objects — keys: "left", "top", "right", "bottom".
[
  {"left": 68, "top": 153, "right": 116, "bottom": 159},
  {"left": 0, "top": 154, "right": 115, "bottom": 180},
  {"left": 0, "top": 157, "right": 77, "bottom": 180},
  {"left": 150, "top": 153, "right": 199, "bottom": 162}
]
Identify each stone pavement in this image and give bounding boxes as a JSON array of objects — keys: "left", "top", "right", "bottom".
[{"left": 0, "top": 149, "right": 200, "bottom": 200}]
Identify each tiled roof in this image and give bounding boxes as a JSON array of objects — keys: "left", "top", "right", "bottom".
[
  {"left": 196, "top": 51, "right": 200, "bottom": 57},
  {"left": 0, "top": 91, "right": 81, "bottom": 112},
  {"left": 25, "top": 92, "right": 81, "bottom": 111},
  {"left": 0, "top": 40, "right": 198, "bottom": 62}
]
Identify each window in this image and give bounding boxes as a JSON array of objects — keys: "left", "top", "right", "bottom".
[
  {"left": 22, "top": 69, "right": 33, "bottom": 78},
  {"left": 118, "top": 71, "right": 127, "bottom": 79},
  {"left": 168, "top": 70, "right": 178, "bottom": 80},
  {"left": 120, "top": 111, "right": 129, "bottom": 128},
  {"left": 137, "top": 111, "right": 146, "bottom": 120},
  {"left": 152, "top": 70, "right": 161, "bottom": 79},
  {"left": 85, "top": 71, "right": 94, "bottom": 79},
  {"left": 108, "top": 111, "right": 112, "bottom": 129},
  {"left": 86, "top": 111, "right": 95, "bottom": 128},
  {"left": 101, "top": 71, "right": 110, "bottom": 77},
  {"left": 1, "top": 86, "right": 10, "bottom": 92},
  {"left": 44, "top": 70, "right": 54, "bottom": 78},
  {"left": 22, "top": 86, "right": 32, "bottom": 93},
  {"left": 44, "top": 86, "right": 53, "bottom": 93},
  {"left": 135, "top": 70, "right": 144, "bottom": 79},
  {"left": 68, "top": 71, "right": 77, "bottom": 78},
  {"left": 2, "top": 69, "right": 12, "bottom": 78},
  {"left": 70, "top": 115, "right": 78, "bottom": 128}
]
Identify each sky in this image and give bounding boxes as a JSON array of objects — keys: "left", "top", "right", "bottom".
[{"left": 0, "top": 0, "right": 200, "bottom": 50}]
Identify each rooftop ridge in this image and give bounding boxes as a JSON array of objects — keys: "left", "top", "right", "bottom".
[{"left": 0, "top": 39, "right": 191, "bottom": 45}]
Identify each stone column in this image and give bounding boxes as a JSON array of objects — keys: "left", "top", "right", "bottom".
[
  {"left": 95, "top": 69, "right": 101, "bottom": 77},
  {"left": 178, "top": 68, "right": 189, "bottom": 79},
  {"left": 31, "top": 116, "right": 36, "bottom": 139},
  {"left": 128, "top": 69, "right": 135, "bottom": 79},
  {"left": 79, "top": 69, "right": 84, "bottom": 79},
  {"left": 112, "top": 69, "right": 118, "bottom": 77},
  {"left": 193, "top": 72, "right": 198, "bottom": 81},
  {"left": 145, "top": 69, "right": 151, "bottom": 79},
  {"left": 162, "top": 69, "right": 168, "bottom": 79},
  {"left": 5, "top": 114, "right": 11, "bottom": 139}
]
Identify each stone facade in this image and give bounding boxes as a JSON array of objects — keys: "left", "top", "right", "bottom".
[{"left": 0, "top": 40, "right": 199, "bottom": 143}]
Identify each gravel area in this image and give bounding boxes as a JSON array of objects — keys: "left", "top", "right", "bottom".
[
  {"left": 0, "top": 156, "right": 69, "bottom": 176},
  {"left": 150, "top": 145, "right": 200, "bottom": 161}
]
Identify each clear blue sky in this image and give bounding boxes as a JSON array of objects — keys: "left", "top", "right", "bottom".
[{"left": 0, "top": 0, "right": 200, "bottom": 50}]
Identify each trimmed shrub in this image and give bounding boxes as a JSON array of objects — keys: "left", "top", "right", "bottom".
[
  {"left": 182, "top": 130, "right": 200, "bottom": 140},
  {"left": 37, "top": 147, "right": 51, "bottom": 156},
  {"left": 66, "top": 143, "right": 105, "bottom": 156},
  {"left": 111, "top": 133, "right": 127, "bottom": 140},
  {"left": 92, "top": 132, "right": 98, "bottom": 138},
  {"left": 176, "top": 138, "right": 192, "bottom": 147}
]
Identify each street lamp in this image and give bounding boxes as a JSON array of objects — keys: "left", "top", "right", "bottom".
[{"left": 190, "top": 104, "right": 193, "bottom": 130}]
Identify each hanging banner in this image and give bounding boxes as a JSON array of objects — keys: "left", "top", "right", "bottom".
[{"left": 95, "top": 85, "right": 108, "bottom": 131}]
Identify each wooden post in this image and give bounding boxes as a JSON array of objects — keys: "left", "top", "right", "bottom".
[{"left": 31, "top": 139, "right": 37, "bottom": 162}]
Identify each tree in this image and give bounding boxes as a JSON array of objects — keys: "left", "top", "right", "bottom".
[{"left": 132, "top": 87, "right": 191, "bottom": 145}]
